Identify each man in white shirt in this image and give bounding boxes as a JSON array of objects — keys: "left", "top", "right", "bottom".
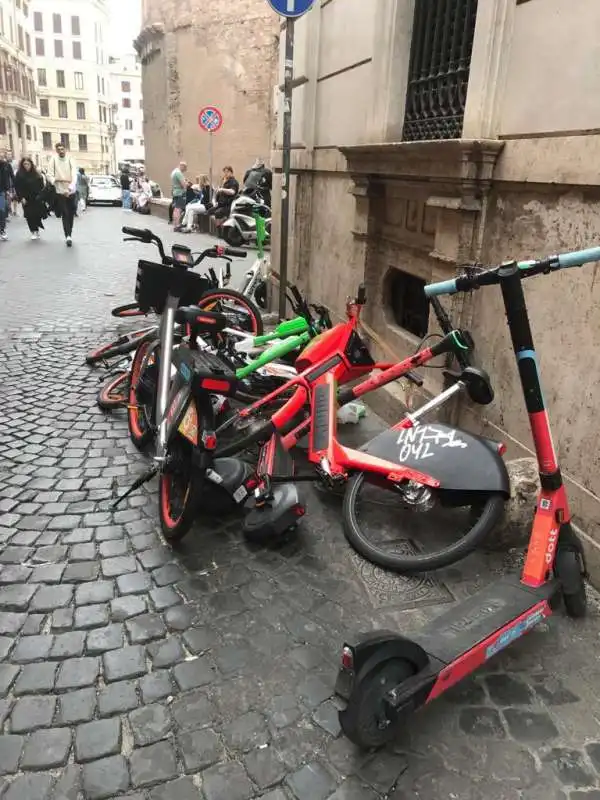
[{"left": 47, "top": 141, "right": 78, "bottom": 246}]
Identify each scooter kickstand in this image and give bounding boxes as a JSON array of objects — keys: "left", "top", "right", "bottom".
[{"left": 111, "top": 466, "right": 158, "bottom": 509}]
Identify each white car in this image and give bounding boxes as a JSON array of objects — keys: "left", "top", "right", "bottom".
[{"left": 88, "top": 175, "right": 122, "bottom": 206}]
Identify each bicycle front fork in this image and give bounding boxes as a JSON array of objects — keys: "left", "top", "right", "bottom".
[{"left": 155, "top": 294, "right": 179, "bottom": 462}]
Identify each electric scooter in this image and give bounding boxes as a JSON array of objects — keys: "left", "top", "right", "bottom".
[{"left": 335, "top": 246, "right": 596, "bottom": 749}]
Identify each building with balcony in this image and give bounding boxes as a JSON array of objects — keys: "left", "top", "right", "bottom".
[
  {"left": 31, "top": 0, "right": 115, "bottom": 173},
  {"left": 272, "top": 0, "right": 600, "bottom": 578},
  {"left": 134, "top": 0, "right": 278, "bottom": 190},
  {"left": 0, "top": 0, "right": 40, "bottom": 163},
  {"left": 108, "top": 52, "right": 145, "bottom": 169}
]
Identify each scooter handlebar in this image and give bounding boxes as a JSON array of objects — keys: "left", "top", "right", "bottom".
[{"left": 425, "top": 244, "right": 600, "bottom": 297}]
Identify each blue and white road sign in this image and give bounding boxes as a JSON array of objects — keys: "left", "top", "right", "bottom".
[
  {"left": 267, "top": 0, "right": 315, "bottom": 18},
  {"left": 198, "top": 106, "right": 223, "bottom": 133}
]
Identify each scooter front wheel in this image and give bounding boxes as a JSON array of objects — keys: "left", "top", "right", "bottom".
[
  {"left": 340, "top": 658, "right": 414, "bottom": 749},
  {"left": 343, "top": 472, "right": 506, "bottom": 573},
  {"left": 222, "top": 226, "right": 244, "bottom": 248},
  {"left": 555, "top": 549, "right": 587, "bottom": 618}
]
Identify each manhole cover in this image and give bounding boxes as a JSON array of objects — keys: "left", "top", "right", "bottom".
[{"left": 347, "top": 543, "right": 453, "bottom": 610}]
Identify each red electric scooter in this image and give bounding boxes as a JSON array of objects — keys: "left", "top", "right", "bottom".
[{"left": 335, "top": 247, "right": 597, "bottom": 748}]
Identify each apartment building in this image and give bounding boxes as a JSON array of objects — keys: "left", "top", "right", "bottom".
[
  {"left": 31, "top": 0, "right": 115, "bottom": 173},
  {"left": 109, "top": 52, "right": 145, "bottom": 168},
  {"left": 0, "top": 0, "right": 40, "bottom": 163}
]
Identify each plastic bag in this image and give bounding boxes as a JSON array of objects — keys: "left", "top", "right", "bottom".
[
  {"left": 77, "top": 196, "right": 86, "bottom": 215},
  {"left": 337, "top": 402, "right": 367, "bottom": 425}
]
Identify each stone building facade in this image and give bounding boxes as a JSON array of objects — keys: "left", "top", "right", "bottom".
[
  {"left": 135, "top": 0, "right": 279, "bottom": 191},
  {"left": 272, "top": 0, "right": 600, "bottom": 577}
]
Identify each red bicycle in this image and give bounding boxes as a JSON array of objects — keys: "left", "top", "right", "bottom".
[{"left": 213, "top": 286, "right": 508, "bottom": 572}]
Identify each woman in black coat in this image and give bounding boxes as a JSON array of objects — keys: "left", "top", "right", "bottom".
[{"left": 14, "top": 157, "right": 45, "bottom": 239}]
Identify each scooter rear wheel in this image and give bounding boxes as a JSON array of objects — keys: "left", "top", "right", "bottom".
[{"left": 340, "top": 658, "right": 415, "bottom": 749}]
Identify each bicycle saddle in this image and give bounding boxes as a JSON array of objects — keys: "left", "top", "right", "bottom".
[{"left": 175, "top": 306, "right": 228, "bottom": 332}]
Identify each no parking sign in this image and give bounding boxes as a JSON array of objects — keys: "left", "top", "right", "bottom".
[
  {"left": 198, "top": 106, "right": 223, "bottom": 133},
  {"left": 266, "top": 0, "right": 314, "bottom": 17}
]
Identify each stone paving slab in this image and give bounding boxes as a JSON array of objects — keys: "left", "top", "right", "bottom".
[{"left": 1, "top": 210, "right": 600, "bottom": 798}]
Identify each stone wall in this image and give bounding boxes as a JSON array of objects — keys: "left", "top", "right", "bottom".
[{"left": 136, "top": 0, "right": 279, "bottom": 191}]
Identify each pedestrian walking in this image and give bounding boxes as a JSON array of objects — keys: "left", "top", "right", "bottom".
[
  {"left": 120, "top": 168, "right": 132, "bottom": 210},
  {"left": 0, "top": 149, "right": 14, "bottom": 240},
  {"left": 14, "top": 157, "right": 45, "bottom": 239},
  {"left": 76, "top": 168, "right": 89, "bottom": 214},
  {"left": 47, "top": 142, "right": 78, "bottom": 246},
  {"left": 171, "top": 160, "right": 187, "bottom": 229}
]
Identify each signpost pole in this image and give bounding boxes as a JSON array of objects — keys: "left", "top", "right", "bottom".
[
  {"left": 278, "top": 17, "right": 294, "bottom": 322},
  {"left": 198, "top": 106, "right": 223, "bottom": 203},
  {"left": 208, "top": 131, "right": 214, "bottom": 202}
]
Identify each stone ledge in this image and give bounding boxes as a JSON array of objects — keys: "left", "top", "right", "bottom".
[{"left": 339, "top": 139, "right": 505, "bottom": 186}]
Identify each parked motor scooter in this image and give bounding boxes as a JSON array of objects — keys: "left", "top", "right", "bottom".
[{"left": 221, "top": 190, "right": 271, "bottom": 248}]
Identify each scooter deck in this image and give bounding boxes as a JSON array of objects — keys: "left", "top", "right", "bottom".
[
  {"left": 416, "top": 574, "right": 560, "bottom": 665},
  {"left": 336, "top": 574, "right": 561, "bottom": 714}
]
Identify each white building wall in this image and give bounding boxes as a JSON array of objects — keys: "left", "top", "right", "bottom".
[
  {"left": 30, "top": 0, "right": 115, "bottom": 173},
  {"left": 0, "top": 0, "right": 41, "bottom": 164},
  {"left": 109, "top": 52, "right": 145, "bottom": 166}
]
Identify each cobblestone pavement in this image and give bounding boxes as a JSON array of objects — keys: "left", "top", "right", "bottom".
[{"left": 2, "top": 209, "right": 600, "bottom": 799}]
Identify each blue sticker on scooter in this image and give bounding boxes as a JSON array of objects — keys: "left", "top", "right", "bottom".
[{"left": 485, "top": 608, "right": 545, "bottom": 660}]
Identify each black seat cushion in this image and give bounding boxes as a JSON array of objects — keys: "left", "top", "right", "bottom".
[{"left": 175, "top": 306, "right": 228, "bottom": 332}]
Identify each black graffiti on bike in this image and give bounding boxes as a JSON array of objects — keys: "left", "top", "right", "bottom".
[{"left": 395, "top": 424, "right": 468, "bottom": 463}]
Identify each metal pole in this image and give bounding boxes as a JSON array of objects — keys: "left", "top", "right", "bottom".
[
  {"left": 278, "top": 18, "right": 294, "bottom": 321},
  {"left": 208, "top": 131, "right": 214, "bottom": 202}
]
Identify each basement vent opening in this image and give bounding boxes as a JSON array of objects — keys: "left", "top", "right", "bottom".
[{"left": 388, "top": 268, "right": 429, "bottom": 338}]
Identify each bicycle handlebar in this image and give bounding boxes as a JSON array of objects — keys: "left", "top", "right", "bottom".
[
  {"left": 121, "top": 227, "right": 247, "bottom": 266},
  {"left": 424, "top": 245, "right": 600, "bottom": 297}
]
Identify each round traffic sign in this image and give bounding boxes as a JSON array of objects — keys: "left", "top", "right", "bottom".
[
  {"left": 266, "top": 0, "right": 315, "bottom": 18},
  {"left": 198, "top": 106, "right": 223, "bottom": 133}
]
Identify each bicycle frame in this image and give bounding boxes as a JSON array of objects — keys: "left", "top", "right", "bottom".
[{"left": 254, "top": 331, "right": 467, "bottom": 487}]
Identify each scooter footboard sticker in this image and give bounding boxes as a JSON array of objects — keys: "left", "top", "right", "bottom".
[
  {"left": 485, "top": 605, "right": 548, "bottom": 660},
  {"left": 312, "top": 383, "right": 331, "bottom": 452}
]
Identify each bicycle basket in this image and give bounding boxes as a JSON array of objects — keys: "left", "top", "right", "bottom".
[{"left": 135, "top": 260, "right": 212, "bottom": 314}]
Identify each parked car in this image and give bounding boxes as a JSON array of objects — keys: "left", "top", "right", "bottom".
[{"left": 88, "top": 175, "right": 122, "bottom": 206}]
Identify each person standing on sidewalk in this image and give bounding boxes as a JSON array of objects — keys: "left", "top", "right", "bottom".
[
  {"left": 0, "top": 150, "right": 13, "bottom": 240},
  {"left": 14, "top": 157, "right": 45, "bottom": 240},
  {"left": 47, "top": 142, "right": 77, "bottom": 246},
  {"left": 120, "top": 167, "right": 132, "bottom": 211},
  {"left": 171, "top": 160, "right": 187, "bottom": 230}
]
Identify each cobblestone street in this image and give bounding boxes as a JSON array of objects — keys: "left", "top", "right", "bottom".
[{"left": 3, "top": 208, "right": 600, "bottom": 799}]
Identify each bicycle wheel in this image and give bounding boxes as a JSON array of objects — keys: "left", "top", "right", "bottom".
[
  {"left": 159, "top": 427, "right": 205, "bottom": 542},
  {"left": 127, "top": 339, "right": 158, "bottom": 450},
  {"left": 111, "top": 302, "right": 147, "bottom": 318},
  {"left": 85, "top": 327, "right": 156, "bottom": 365},
  {"left": 198, "top": 288, "right": 263, "bottom": 336},
  {"left": 97, "top": 371, "right": 129, "bottom": 410},
  {"left": 343, "top": 473, "right": 505, "bottom": 573}
]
